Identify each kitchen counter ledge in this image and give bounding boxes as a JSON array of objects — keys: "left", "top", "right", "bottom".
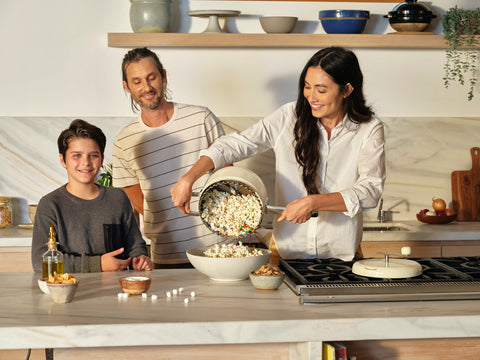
[{"left": 1, "top": 270, "right": 480, "bottom": 353}]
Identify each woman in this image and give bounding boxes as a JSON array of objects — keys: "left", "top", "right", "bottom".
[{"left": 171, "top": 47, "right": 385, "bottom": 261}]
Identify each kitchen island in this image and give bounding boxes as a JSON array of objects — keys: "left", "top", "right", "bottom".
[{"left": 1, "top": 270, "right": 480, "bottom": 359}]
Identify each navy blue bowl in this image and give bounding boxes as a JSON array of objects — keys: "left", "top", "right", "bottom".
[{"left": 319, "top": 10, "right": 370, "bottom": 34}]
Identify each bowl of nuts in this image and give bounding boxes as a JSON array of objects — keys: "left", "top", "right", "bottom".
[{"left": 249, "top": 264, "right": 285, "bottom": 291}]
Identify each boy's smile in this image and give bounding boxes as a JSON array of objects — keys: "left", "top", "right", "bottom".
[{"left": 60, "top": 138, "right": 103, "bottom": 190}]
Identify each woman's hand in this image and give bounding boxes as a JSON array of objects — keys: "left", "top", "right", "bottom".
[
  {"left": 277, "top": 196, "right": 315, "bottom": 224},
  {"left": 101, "top": 248, "right": 132, "bottom": 271},
  {"left": 132, "top": 255, "right": 153, "bottom": 271},
  {"left": 170, "top": 175, "right": 194, "bottom": 214}
]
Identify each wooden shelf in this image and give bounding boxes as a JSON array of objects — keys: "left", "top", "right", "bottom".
[{"left": 108, "top": 32, "right": 457, "bottom": 49}]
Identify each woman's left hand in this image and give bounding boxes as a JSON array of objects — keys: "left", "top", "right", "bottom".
[{"left": 277, "top": 197, "right": 315, "bottom": 224}]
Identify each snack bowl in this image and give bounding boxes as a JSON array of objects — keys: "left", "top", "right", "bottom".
[
  {"left": 259, "top": 16, "right": 298, "bottom": 34},
  {"left": 249, "top": 272, "right": 285, "bottom": 291},
  {"left": 319, "top": 10, "right": 370, "bottom": 34},
  {"left": 47, "top": 282, "right": 79, "bottom": 304},
  {"left": 186, "top": 246, "right": 272, "bottom": 281},
  {"left": 119, "top": 276, "right": 152, "bottom": 295},
  {"left": 38, "top": 278, "right": 49, "bottom": 295}
]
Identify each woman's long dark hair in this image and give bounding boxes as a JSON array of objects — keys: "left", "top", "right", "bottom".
[{"left": 294, "top": 47, "right": 374, "bottom": 195}]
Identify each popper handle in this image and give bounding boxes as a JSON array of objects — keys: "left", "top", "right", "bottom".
[
  {"left": 265, "top": 205, "right": 318, "bottom": 217},
  {"left": 187, "top": 191, "right": 200, "bottom": 217}
]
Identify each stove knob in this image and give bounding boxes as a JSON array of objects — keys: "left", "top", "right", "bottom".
[{"left": 401, "top": 246, "right": 411, "bottom": 256}]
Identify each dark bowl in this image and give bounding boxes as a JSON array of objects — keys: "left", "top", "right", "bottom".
[
  {"left": 416, "top": 213, "right": 457, "bottom": 224},
  {"left": 319, "top": 10, "right": 370, "bottom": 34},
  {"left": 384, "top": 0, "right": 436, "bottom": 27}
]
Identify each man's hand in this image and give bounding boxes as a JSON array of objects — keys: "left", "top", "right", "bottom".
[
  {"left": 101, "top": 248, "right": 132, "bottom": 272},
  {"left": 132, "top": 255, "right": 153, "bottom": 271}
]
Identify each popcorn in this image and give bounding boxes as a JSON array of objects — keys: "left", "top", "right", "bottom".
[
  {"left": 201, "top": 189, "right": 262, "bottom": 237},
  {"left": 203, "top": 242, "right": 263, "bottom": 258}
]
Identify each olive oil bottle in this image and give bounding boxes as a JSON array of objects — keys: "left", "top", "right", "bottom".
[{"left": 42, "top": 224, "right": 64, "bottom": 278}]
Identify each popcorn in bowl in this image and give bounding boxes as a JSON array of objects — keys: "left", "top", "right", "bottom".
[
  {"left": 187, "top": 243, "right": 272, "bottom": 281},
  {"left": 203, "top": 242, "right": 263, "bottom": 258},
  {"left": 201, "top": 189, "right": 262, "bottom": 237}
]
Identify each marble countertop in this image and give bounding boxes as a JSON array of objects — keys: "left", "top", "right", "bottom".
[
  {"left": 1, "top": 270, "right": 480, "bottom": 350},
  {"left": 362, "top": 221, "right": 480, "bottom": 241},
  {"left": 2, "top": 221, "right": 480, "bottom": 248}
]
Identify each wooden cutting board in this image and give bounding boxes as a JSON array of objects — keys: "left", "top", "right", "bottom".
[{"left": 451, "top": 147, "right": 480, "bottom": 221}]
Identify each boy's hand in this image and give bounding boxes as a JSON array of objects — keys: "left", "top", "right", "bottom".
[
  {"left": 132, "top": 255, "right": 153, "bottom": 271},
  {"left": 101, "top": 248, "right": 132, "bottom": 271}
]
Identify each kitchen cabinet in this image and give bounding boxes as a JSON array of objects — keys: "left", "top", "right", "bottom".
[
  {"left": 0, "top": 246, "right": 32, "bottom": 272},
  {"left": 107, "top": 33, "right": 480, "bottom": 49},
  {"left": 361, "top": 240, "right": 480, "bottom": 258}
]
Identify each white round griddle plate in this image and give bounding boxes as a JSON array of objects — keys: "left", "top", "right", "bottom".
[{"left": 352, "top": 258, "right": 423, "bottom": 279}]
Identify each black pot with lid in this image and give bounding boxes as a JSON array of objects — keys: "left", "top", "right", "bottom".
[{"left": 384, "top": 0, "right": 437, "bottom": 32}]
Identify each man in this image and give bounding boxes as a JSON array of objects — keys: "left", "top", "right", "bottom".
[{"left": 113, "top": 47, "right": 231, "bottom": 267}]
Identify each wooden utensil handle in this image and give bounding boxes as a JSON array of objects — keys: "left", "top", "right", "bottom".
[{"left": 471, "top": 147, "right": 480, "bottom": 170}]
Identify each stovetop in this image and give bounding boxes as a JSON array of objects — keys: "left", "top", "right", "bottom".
[{"left": 279, "top": 257, "right": 480, "bottom": 303}]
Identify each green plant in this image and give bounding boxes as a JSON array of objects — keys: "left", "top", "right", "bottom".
[
  {"left": 98, "top": 162, "right": 113, "bottom": 187},
  {"left": 442, "top": 6, "right": 480, "bottom": 101}
]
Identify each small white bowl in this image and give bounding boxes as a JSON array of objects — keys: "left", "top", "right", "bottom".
[
  {"left": 186, "top": 247, "right": 272, "bottom": 281},
  {"left": 249, "top": 272, "right": 285, "bottom": 291},
  {"left": 259, "top": 16, "right": 298, "bottom": 33},
  {"left": 47, "top": 282, "right": 79, "bottom": 304},
  {"left": 38, "top": 278, "right": 49, "bottom": 295}
]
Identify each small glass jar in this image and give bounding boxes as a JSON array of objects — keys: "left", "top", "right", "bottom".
[{"left": 0, "top": 197, "right": 13, "bottom": 228}]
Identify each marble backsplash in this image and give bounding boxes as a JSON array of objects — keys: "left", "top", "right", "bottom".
[{"left": 1, "top": 116, "right": 479, "bottom": 225}]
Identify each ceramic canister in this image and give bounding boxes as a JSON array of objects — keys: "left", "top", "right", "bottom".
[{"left": 129, "top": 0, "right": 172, "bottom": 33}]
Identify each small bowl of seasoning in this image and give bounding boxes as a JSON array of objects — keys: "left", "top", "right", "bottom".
[{"left": 119, "top": 276, "right": 152, "bottom": 295}]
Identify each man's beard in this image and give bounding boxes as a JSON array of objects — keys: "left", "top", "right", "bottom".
[{"left": 134, "top": 92, "right": 163, "bottom": 110}]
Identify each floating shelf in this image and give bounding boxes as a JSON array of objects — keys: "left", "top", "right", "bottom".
[{"left": 107, "top": 33, "right": 469, "bottom": 49}]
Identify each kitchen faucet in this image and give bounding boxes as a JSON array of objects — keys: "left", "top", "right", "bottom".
[{"left": 377, "top": 198, "right": 398, "bottom": 223}]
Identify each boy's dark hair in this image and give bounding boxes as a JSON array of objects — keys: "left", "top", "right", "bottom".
[{"left": 57, "top": 119, "right": 106, "bottom": 159}]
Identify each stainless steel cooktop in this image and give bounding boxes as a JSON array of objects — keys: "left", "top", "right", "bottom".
[{"left": 279, "top": 257, "right": 480, "bottom": 303}]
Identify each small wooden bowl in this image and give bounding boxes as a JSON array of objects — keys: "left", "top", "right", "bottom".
[
  {"left": 416, "top": 213, "right": 457, "bottom": 224},
  {"left": 119, "top": 276, "right": 151, "bottom": 295}
]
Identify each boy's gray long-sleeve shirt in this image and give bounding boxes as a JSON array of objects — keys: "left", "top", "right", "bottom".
[{"left": 32, "top": 185, "right": 148, "bottom": 273}]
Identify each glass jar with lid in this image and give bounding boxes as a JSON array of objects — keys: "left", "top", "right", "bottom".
[{"left": 0, "top": 197, "right": 13, "bottom": 228}]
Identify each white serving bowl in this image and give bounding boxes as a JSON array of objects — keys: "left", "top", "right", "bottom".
[
  {"left": 186, "top": 247, "right": 272, "bottom": 281},
  {"left": 259, "top": 16, "right": 298, "bottom": 33}
]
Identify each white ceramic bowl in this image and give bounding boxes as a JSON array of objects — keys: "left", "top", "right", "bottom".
[
  {"left": 47, "top": 282, "right": 79, "bottom": 304},
  {"left": 38, "top": 278, "right": 49, "bottom": 295},
  {"left": 259, "top": 16, "right": 298, "bottom": 33},
  {"left": 249, "top": 272, "right": 285, "bottom": 291},
  {"left": 186, "top": 247, "right": 272, "bottom": 281}
]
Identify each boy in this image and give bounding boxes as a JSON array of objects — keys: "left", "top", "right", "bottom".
[{"left": 32, "top": 119, "right": 152, "bottom": 273}]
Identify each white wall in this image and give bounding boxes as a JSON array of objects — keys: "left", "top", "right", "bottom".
[{"left": 0, "top": 0, "right": 479, "bottom": 118}]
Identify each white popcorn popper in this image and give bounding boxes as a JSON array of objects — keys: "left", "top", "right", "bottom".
[{"left": 191, "top": 166, "right": 317, "bottom": 237}]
